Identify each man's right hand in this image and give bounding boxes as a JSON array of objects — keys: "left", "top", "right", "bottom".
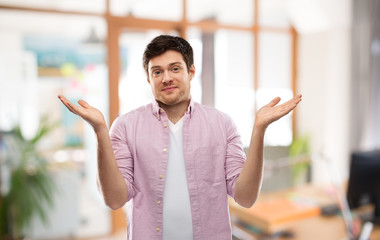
[
  {"left": 58, "top": 95, "right": 106, "bottom": 132},
  {"left": 58, "top": 95, "right": 128, "bottom": 209}
]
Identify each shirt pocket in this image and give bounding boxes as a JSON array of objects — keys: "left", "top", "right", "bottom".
[{"left": 195, "top": 145, "right": 226, "bottom": 183}]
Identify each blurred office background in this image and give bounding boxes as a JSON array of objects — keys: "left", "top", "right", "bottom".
[{"left": 0, "top": 0, "right": 379, "bottom": 239}]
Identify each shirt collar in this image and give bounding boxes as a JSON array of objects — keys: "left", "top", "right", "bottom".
[{"left": 152, "top": 97, "right": 195, "bottom": 120}]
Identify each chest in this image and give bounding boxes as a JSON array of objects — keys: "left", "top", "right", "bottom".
[{"left": 129, "top": 115, "right": 228, "bottom": 182}]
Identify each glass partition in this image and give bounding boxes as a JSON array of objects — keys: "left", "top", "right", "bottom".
[
  {"left": 0, "top": 0, "right": 105, "bottom": 13},
  {"left": 258, "top": 32, "right": 291, "bottom": 89},
  {"left": 111, "top": 0, "right": 182, "bottom": 21},
  {"left": 258, "top": 32, "right": 293, "bottom": 146},
  {"left": 214, "top": 29, "right": 255, "bottom": 147},
  {"left": 0, "top": 0, "right": 298, "bottom": 236},
  {"left": 186, "top": 27, "right": 206, "bottom": 104},
  {"left": 259, "top": 0, "right": 291, "bottom": 27},
  {"left": 187, "top": 0, "right": 254, "bottom": 27},
  {"left": 0, "top": 10, "right": 110, "bottom": 238}
]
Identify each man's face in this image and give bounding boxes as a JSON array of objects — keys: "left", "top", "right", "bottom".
[{"left": 147, "top": 50, "right": 195, "bottom": 107}]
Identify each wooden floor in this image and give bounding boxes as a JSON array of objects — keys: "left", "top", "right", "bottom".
[
  {"left": 80, "top": 231, "right": 126, "bottom": 240},
  {"left": 49, "top": 230, "right": 127, "bottom": 240}
]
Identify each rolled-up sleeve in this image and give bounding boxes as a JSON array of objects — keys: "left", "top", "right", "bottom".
[
  {"left": 224, "top": 115, "right": 246, "bottom": 199},
  {"left": 109, "top": 117, "right": 136, "bottom": 202}
]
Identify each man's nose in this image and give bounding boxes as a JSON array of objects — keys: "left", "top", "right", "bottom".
[{"left": 162, "top": 71, "right": 173, "bottom": 84}]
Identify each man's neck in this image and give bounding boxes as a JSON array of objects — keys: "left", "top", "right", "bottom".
[{"left": 158, "top": 100, "right": 190, "bottom": 124}]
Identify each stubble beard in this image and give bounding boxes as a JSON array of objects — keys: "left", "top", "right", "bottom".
[{"left": 156, "top": 85, "right": 191, "bottom": 108}]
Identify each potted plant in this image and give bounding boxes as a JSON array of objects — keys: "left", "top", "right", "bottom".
[
  {"left": 289, "top": 134, "right": 311, "bottom": 186},
  {"left": 0, "top": 116, "right": 57, "bottom": 239}
]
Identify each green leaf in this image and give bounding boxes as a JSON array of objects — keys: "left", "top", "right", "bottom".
[{"left": 1, "top": 115, "right": 58, "bottom": 238}]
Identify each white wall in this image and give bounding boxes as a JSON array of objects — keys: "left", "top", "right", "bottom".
[{"left": 294, "top": 0, "right": 352, "bottom": 183}]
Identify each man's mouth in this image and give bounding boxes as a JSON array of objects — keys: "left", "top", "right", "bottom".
[{"left": 162, "top": 87, "right": 177, "bottom": 92}]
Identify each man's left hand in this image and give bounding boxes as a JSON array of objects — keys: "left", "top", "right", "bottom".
[{"left": 254, "top": 94, "right": 302, "bottom": 129}]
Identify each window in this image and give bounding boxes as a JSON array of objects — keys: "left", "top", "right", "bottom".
[
  {"left": 0, "top": 0, "right": 298, "bottom": 235},
  {"left": 214, "top": 30, "right": 255, "bottom": 146}
]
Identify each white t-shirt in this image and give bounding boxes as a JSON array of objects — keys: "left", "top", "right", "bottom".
[{"left": 162, "top": 117, "right": 193, "bottom": 240}]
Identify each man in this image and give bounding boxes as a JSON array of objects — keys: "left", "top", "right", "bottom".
[{"left": 58, "top": 35, "right": 302, "bottom": 240}]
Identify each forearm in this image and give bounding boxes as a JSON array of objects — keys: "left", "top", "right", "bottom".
[
  {"left": 95, "top": 126, "right": 128, "bottom": 210},
  {"left": 235, "top": 95, "right": 302, "bottom": 208},
  {"left": 234, "top": 124, "right": 266, "bottom": 208}
]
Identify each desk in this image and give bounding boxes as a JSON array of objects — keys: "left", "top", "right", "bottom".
[{"left": 229, "top": 185, "right": 380, "bottom": 240}]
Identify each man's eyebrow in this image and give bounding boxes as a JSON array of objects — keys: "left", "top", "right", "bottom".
[
  {"left": 150, "top": 62, "right": 183, "bottom": 70},
  {"left": 168, "top": 62, "right": 183, "bottom": 66},
  {"left": 150, "top": 65, "right": 161, "bottom": 70}
]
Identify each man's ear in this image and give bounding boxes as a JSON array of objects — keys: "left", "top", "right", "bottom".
[
  {"left": 147, "top": 76, "right": 151, "bottom": 84},
  {"left": 189, "top": 64, "right": 195, "bottom": 81}
]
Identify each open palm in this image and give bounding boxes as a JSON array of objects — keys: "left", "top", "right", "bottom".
[
  {"left": 255, "top": 94, "right": 302, "bottom": 129},
  {"left": 58, "top": 95, "right": 106, "bottom": 130}
]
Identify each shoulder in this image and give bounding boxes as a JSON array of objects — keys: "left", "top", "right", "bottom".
[
  {"left": 193, "top": 102, "right": 234, "bottom": 124},
  {"left": 111, "top": 103, "right": 153, "bottom": 128},
  {"left": 192, "top": 102, "right": 240, "bottom": 140},
  {"left": 119, "top": 103, "right": 152, "bottom": 119},
  {"left": 194, "top": 102, "right": 230, "bottom": 118}
]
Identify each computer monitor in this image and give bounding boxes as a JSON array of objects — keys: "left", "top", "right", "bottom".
[{"left": 347, "top": 150, "right": 380, "bottom": 225}]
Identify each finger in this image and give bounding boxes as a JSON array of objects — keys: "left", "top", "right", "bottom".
[
  {"left": 58, "top": 95, "right": 80, "bottom": 115},
  {"left": 278, "top": 94, "right": 302, "bottom": 113},
  {"left": 78, "top": 99, "right": 91, "bottom": 109},
  {"left": 289, "top": 94, "right": 303, "bottom": 106},
  {"left": 267, "top": 97, "right": 281, "bottom": 107},
  {"left": 293, "top": 94, "right": 302, "bottom": 103},
  {"left": 282, "top": 94, "right": 302, "bottom": 106},
  {"left": 64, "top": 103, "right": 78, "bottom": 115}
]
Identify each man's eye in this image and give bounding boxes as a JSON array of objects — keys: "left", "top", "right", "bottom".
[
  {"left": 153, "top": 70, "right": 161, "bottom": 76},
  {"left": 172, "top": 67, "right": 180, "bottom": 72}
]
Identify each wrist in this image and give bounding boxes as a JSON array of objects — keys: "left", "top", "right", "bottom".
[
  {"left": 94, "top": 124, "right": 108, "bottom": 135},
  {"left": 253, "top": 121, "right": 268, "bottom": 133}
]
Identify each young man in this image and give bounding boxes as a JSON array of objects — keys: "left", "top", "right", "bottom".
[{"left": 58, "top": 35, "right": 302, "bottom": 240}]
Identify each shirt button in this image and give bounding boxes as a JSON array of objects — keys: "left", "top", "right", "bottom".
[
  {"left": 157, "top": 200, "right": 161, "bottom": 205},
  {"left": 163, "top": 124, "right": 168, "bottom": 128},
  {"left": 163, "top": 148, "right": 167, "bottom": 152},
  {"left": 156, "top": 227, "right": 160, "bottom": 232},
  {"left": 159, "top": 175, "right": 163, "bottom": 179}
]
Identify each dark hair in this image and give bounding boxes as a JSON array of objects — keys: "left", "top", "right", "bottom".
[{"left": 143, "top": 35, "right": 194, "bottom": 75}]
